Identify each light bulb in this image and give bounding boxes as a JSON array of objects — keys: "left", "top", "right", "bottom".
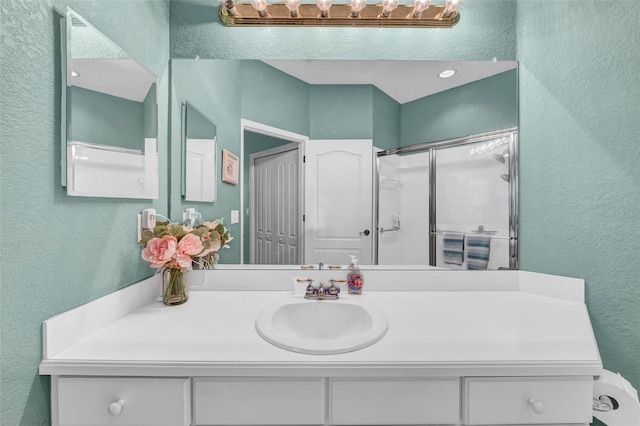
[
  {"left": 380, "top": 0, "right": 398, "bottom": 17},
  {"left": 250, "top": 0, "right": 268, "bottom": 16},
  {"left": 222, "top": 0, "right": 237, "bottom": 15},
  {"left": 284, "top": 0, "right": 301, "bottom": 16},
  {"left": 411, "top": 0, "right": 430, "bottom": 17},
  {"left": 444, "top": 0, "right": 463, "bottom": 16},
  {"left": 349, "top": 0, "right": 366, "bottom": 17},
  {"left": 316, "top": 0, "right": 332, "bottom": 17}
]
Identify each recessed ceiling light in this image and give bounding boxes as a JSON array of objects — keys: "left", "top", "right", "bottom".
[
  {"left": 438, "top": 69, "right": 456, "bottom": 78},
  {"left": 71, "top": 70, "right": 79, "bottom": 77}
]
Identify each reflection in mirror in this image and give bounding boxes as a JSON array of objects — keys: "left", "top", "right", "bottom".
[
  {"left": 377, "top": 130, "right": 518, "bottom": 270},
  {"left": 182, "top": 102, "right": 217, "bottom": 202},
  {"left": 171, "top": 59, "right": 518, "bottom": 268},
  {"left": 63, "top": 8, "right": 158, "bottom": 199}
]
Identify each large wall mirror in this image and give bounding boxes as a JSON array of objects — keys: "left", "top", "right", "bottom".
[
  {"left": 171, "top": 59, "right": 518, "bottom": 269},
  {"left": 61, "top": 8, "right": 159, "bottom": 199}
]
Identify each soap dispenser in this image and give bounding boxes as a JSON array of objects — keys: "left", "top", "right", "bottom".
[{"left": 347, "top": 255, "right": 364, "bottom": 294}]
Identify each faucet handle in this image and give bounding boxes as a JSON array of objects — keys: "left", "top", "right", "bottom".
[
  {"left": 304, "top": 281, "right": 316, "bottom": 298},
  {"left": 330, "top": 279, "right": 346, "bottom": 291},
  {"left": 327, "top": 281, "right": 340, "bottom": 299}
]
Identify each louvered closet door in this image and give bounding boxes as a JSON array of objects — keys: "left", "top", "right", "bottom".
[{"left": 253, "top": 148, "right": 299, "bottom": 264}]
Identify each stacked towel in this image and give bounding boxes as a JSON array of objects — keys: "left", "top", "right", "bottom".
[
  {"left": 443, "top": 232, "right": 465, "bottom": 265},
  {"left": 466, "top": 234, "right": 491, "bottom": 270}
]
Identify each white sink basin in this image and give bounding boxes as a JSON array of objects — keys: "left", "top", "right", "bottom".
[{"left": 255, "top": 297, "right": 388, "bottom": 355}]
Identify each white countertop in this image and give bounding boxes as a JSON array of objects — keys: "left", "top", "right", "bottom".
[{"left": 40, "top": 290, "right": 602, "bottom": 377}]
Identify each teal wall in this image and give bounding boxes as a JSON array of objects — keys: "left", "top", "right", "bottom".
[
  {"left": 69, "top": 86, "right": 145, "bottom": 149},
  {"left": 401, "top": 69, "right": 518, "bottom": 145},
  {"left": 143, "top": 83, "right": 158, "bottom": 139},
  {"left": 309, "top": 85, "right": 373, "bottom": 139},
  {"left": 185, "top": 103, "right": 217, "bottom": 139},
  {"left": 241, "top": 60, "right": 310, "bottom": 136},
  {"left": 516, "top": 1, "right": 640, "bottom": 415},
  {"left": 372, "top": 87, "right": 401, "bottom": 150},
  {"left": 0, "top": 1, "right": 170, "bottom": 425}
]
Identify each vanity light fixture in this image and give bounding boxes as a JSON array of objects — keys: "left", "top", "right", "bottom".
[{"left": 219, "top": 0, "right": 462, "bottom": 27}]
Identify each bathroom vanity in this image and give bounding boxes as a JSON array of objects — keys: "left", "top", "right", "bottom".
[{"left": 39, "top": 269, "right": 603, "bottom": 426}]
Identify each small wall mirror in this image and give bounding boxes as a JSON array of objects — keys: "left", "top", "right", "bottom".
[
  {"left": 182, "top": 102, "right": 217, "bottom": 202},
  {"left": 62, "top": 8, "right": 159, "bottom": 199}
]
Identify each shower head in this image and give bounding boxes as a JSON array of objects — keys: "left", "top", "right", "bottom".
[
  {"left": 500, "top": 174, "right": 510, "bottom": 182},
  {"left": 492, "top": 149, "right": 509, "bottom": 164}
]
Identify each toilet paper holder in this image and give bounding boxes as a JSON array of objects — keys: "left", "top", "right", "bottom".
[
  {"left": 592, "top": 369, "right": 640, "bottom": 426},
  {"left": 593, "top": 394, "right": 619, "bottom": 412}
]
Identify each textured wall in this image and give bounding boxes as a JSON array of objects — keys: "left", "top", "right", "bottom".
[
  {"left": 516, "top": 1, "right": 640, "bottom": 412},
  {"left": 241, "top": 61, "right": 311, "bottom": 136},
  {"left": 372, "top": 87, "right": 401, "bottom": 151},
  {"left": 69, "top": 86, "right": 144, "bottom": 149},
  {"left": 309, "top": 85, "right": 373, "bottom": 139},
  {"left": 401, "top": 69, "right": 518, "bottom": 146},
  {"left": 0, "top": 1, "right": 170, "bottom": 425}
]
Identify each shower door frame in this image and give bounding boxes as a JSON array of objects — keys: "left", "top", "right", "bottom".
[{"left": 375, "top": 128, "right": 519, "bottom": 269}]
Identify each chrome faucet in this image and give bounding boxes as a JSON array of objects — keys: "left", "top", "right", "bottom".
[
  {"left": 319, "top": 262, "right": 324, "bottom": 270},
  {"left": 304, "top": 279, "right": 344, "bottom": 300}
]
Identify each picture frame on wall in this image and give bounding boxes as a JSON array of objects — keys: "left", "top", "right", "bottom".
[{"left": 222, "top": 149, "right": 239, "bottom": 185}]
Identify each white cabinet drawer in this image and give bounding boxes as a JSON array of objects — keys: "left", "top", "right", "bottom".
[
  {"left": 194, "top": 378, "right": 325, "bottom": 425},
  {"left": 464, "top": 376, "right": 593, "bottom": 425},
  {"left": 330, "top": 378, "right": 460, "bottom": 425},
  {"left": 56, "top": 377, "right": 190, "bottom": 426}
]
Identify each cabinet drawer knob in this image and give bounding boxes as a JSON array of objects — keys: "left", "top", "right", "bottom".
[
  {"left": 527, "top": 398, "right": 545, "bottom": 414},
  {"left": 108, "top": 399, "right": 125, "bottom": 416}
]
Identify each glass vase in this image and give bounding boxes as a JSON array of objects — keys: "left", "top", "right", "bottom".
[
  {"left": 162, "top": 268, "right": 189, "bottom": 306},
  {"left": 198, "top": 252, "right": 218, "bottom": 270}
]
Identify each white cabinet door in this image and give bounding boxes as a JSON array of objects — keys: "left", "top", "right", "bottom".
[
  {"left": 331, "top": 378, "right": 460, "bottom": 425},
  {"left": 194, "top": 378, "right": 325, "bottom": 425},
  {"left": 304, "top": 139, "right": 373, "bottom": 265},
  {"left": 55, "top": 377, "right": 190, "bottom": 426},
  {"left": 464, "top": 376, "right": 593, "bottom": 425}
]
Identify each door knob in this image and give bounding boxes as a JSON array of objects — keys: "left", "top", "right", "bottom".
[
  {"left": 108, "top": 399, "right": 125, "bottom": 416},
  {"left": 527, "top": 398, "right": 545, "bottom": 414},
  {"left": 359, "top": 229, "right": 370, "bottom": 236}
]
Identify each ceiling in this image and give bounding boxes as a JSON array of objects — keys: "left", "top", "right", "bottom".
[
  {"left": 262, "top": 59, "right": 518, "bottom": 104},
  {"left": 70, "top": 58, "right": 156, "bottom": 102}
]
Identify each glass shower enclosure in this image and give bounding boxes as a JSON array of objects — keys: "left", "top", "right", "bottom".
[{"left": 376, "top": 129, "right": 518, "bottom": 269}]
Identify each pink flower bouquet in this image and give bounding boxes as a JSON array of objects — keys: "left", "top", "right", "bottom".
[
  {"left": 139, "top": 219, "right": 232, "bottom": 269},
  {"left": 139, "top": 218, "right": 232, "bottom": 304}
]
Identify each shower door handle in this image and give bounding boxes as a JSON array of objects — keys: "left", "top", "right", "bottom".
[{"left": 359, "top": 229, "right": 370, "bottom": 236}]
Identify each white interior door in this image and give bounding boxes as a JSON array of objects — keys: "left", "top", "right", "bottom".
[
  {"left": 304, "top": 139, "right": 373, "bottom": 265},
  {"left": 252, "top": 147, "right": 300, "bottom": 264},
  {"left": 185, "top": 138, "right": 216, "bottom": 202}
]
